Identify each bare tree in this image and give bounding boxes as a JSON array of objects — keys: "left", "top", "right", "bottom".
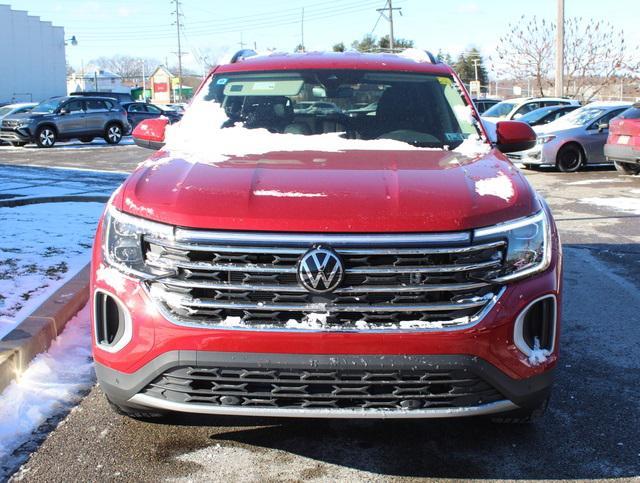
[
  {"left": 494, "top": 16, "right": 554, "bottom": 97},
  {"left": 494, "top": 16, "right": 639, "bottom": 101},
  {"left": 90, "top": 55, "right": 160, "bottom": 84}
]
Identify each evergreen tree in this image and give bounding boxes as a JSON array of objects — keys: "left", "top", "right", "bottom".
[
  {"left": 453, "top": 48, "right": 488, "bottom": 88},
  {"left": 332, "top": 42, "right": 346, "bottom": 52}
]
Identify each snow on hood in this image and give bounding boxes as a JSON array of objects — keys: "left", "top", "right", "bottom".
[{"left": 156, "top": 101, "right": 490, "bottom": 166}]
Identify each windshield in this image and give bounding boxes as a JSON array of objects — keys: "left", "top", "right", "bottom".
[
  {"left": 32, "top": 98, "right": 63, "bottom": 113},
  {"left": 482, "top": 101, "right": 516, "bottom": 118},
  {"left": 519, "top": 107, "right": 556, "bottom": 124},
  {"left": 559, "top": 107, "right": 609, "bottom": 126},
  {"left": 198, "top": 70, "right": 477, "bottom": 149},
  {"left": 0, "top": 107, "right": 12, "bottom": 117}
]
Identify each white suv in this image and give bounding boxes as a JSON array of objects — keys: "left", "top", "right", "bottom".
[{"left": 482, "top": 97, "right": 580, "bottom": 122}]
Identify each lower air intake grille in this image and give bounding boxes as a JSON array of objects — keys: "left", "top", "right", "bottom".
[{"left": 142, "top": 366, "right": 504, "bottom": 410}]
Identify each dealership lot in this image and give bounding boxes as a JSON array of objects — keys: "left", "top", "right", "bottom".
[{"left": 0, "top": 146, "right": 639, "bottom": 481}]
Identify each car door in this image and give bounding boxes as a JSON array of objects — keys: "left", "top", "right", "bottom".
[
  {"left": 582, "top": 108, "right": 627, "bottom": 163},
  {"left": 127, "top": 103, "right": 149, "bottom": 128},
  {"left": 56, "top": 99, "right": 86, "bottom": 135},
  {"left": 84, "top": 99, "right": 110, "bottom": 134},
  {"left": 143, "top": 104, "right": 164, "bottom": 120}
]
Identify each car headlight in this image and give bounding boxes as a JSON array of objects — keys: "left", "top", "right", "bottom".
[
  {"left": 103, "top": 206, "right": 173, "bottom": 277},
  {"left": 536, "top": 135, "right": 556, "bottom": 144},
  {"left": 474, "top": 210, "right": 551, "bottom": 282}
]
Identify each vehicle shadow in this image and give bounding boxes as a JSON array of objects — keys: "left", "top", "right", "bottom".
[{"left": 152, "top": 243, "right": 639, "bottom": 480}]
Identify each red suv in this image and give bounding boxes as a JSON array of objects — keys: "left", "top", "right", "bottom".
[
  {"left": 91, "top": 51, "right": 561, "bottom": 423},
  {"left": 605, "top": 103, "right": 640, "bottom": 175}
]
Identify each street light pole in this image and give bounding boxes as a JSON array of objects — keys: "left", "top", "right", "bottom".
[{"left": 555, "top": 0, "right": 564, "bottom": 97}]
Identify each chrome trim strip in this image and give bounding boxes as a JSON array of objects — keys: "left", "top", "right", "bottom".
[
  {"left": 174, "top": 229, "right": 471, "bottom": 247},
  {"left": 145, "top": 238, "right": 505, "bottom": 256},
  {"left": 147, "top": 259, "right": 501, "bottom": 274},
  {"left": 156, "top": 279, "right": 490, "bottom": 293},
  {"left": 156, "top": 297, "right": 490, "bottom": 313},
  {"left": 92, "top": 289, "right": 133, "bottom": 354},
  {"left": 144, "top": 287, "right": 506, "bottom": 333},
  {"left": 513, "top": 294, "right": 557, "bottom": 357},
  {"left": 128, "top": 394, "right": 518, "bottom": 419}
]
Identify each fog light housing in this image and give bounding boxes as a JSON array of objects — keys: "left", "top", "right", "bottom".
[
  {"left": 514, "top": 295, "right": 557, "bottom": 356},
  {"left": 94, "top": 290, "right": 132, "bottom": 352}
]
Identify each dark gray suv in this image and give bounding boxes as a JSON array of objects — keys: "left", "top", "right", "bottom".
[{"left": 0, "top": 96, "right": 131, "bottom": 148}]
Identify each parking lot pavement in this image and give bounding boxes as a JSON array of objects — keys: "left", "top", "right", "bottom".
[
  {"left": 0, "top": 138, "right": 147, "bottom": 173},
  {"left": 2, "top": 151, "right": 640, "bottom": 481}
]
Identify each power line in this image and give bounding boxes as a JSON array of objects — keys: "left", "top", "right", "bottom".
[{"left": 376, "top": 0, "right": 402, "bottom": 51}]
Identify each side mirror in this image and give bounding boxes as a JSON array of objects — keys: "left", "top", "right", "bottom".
[
  {"left": 59, "top": 108, "right": 69, "bottom": 115},
  {"left": 512, "top": 113, "right": 523, "bottom": 120},
  {"left": 495, "top": 121, "right": 537, "bottom": 153},
  {"left": 597, "top": 122, "right": 608, "bottom": 132},
  {"left": 132, "top": 117, "right": 168, "bottom": 150}
]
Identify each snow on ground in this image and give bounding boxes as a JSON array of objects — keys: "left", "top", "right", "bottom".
[
  {"left": 0, "top": 202, "right": 104, "bottom": 339},
  {"left": 567, "top": 178, "right": 627, "bottom": 186},
  {"left": 0, "top": 305, "right": 94, "bottom": 476},
  {"left": 579, "top": 197, "right": 640, "bottom": 215}
]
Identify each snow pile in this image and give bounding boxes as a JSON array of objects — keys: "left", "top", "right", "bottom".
[
  {"left": 567, "top": 179, "right": 625, "bottom": 186},
  {"left": 398, "top": 48, "right": 434, "bottom": 63},
  {"left": 0, "top": 202, "right": 105, "bottom": 339},
  {"left": 528, "top": 337, "right": 551, "bottom": 366},
  {"left": 579, "top": 197, "right": 640, "bottom": 215},
  {"left": 0, "top": 305, "right": 94, "bottom": 466},
  {"left": 156, "top": 101, "right": 490, "bottom": 165},
  {"left": 474, "top": 171, "right": 515, "bottom": 202}
]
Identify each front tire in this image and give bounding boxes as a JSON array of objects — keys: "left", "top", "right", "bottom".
[
  {"left": 106, "top": 396, "right": 166, "bottom": 421},
  {"left": 613, "top": 161, "right": 640, "bottom": 175},
  {"left": 36, "top": 126, "right": 57, "bottom": 148},
  {"left": 104, "top": 123, "right": 123, "bottom": 145},
  {"left": 491, "top": 397, "right": 549, "bottom": 424},
  {"left": 556, "top": 144, "right": 583, "bottom": 172}
]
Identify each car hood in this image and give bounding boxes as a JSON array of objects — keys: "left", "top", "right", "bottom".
[
  {"left": 534, "top": 121, "right": 583, "bottom": 136},
  {"left": 116, "top": 149, "right": 539, "bottom": 233},
  {"left": 3, "top": 112, "right": 50, "bottom": 122}
]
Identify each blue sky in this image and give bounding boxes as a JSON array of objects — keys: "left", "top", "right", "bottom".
[{"left": 10, "top": 0, "right": 640, "bottom": 75}]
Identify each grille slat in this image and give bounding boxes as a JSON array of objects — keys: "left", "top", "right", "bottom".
[
  {"left": 144, "top": 232, "right": 505, "bottom": 329},
  {"left": 143, "top": 366, "right": 504, "bottom": 411}
]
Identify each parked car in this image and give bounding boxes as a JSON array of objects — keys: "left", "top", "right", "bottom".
[
  {"left": 0, "top": 103, "right": 37, "bottom": 146},
  {"left": 165, "top": 103, "right": 187, "bottom": 113},
  {"left": 0, "top": 96, "right": 130, "bottom": 148},
  {"left": 511, "top": 102, "right": 631, "bottom": 172},
  {"left": 71, "top": 91, "right": 134, "bottom": 104},
  {"left": 92, "top": 50, "right": 561, "bottom": 423},
  {"left": 472, "top": 97, "right": 501, "bottom": 115},
  {"left": 121, "top": 102, "right": 182, "bottom": 129},
  {"left": 604, "top": 103, "right": 640, "bottom": 175},
  {"left": 517, "top": 105, "right": 579, "bottom": 127},
  {"left": 482, "top": 97, "right": 580, "bottom": 122}
]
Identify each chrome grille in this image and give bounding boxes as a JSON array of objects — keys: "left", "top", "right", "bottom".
[
  {"left": 143, "top": 366, "right": 504, "bottom": 410},
  {"left": 1, "top": 120, "right": 21, "bottom": 129},
  {"left": 144, "top": 231, "right": 506, "bottom": 330}
]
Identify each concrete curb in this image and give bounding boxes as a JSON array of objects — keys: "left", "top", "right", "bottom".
[{"left": 0, "top": 263, "right": 90, "bottom": 394}]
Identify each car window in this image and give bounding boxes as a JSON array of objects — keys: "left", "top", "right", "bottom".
[
  {"left": 0, "top": 107, "right": 12, "bottom": 117},
  {"left": 482, "top": 101, "right": 516, "bottom": 118},
  {"left": 514, "top": 102, "right": 540, "bottom": 116},
  {"left": 85, "top": 99, "right": 107, "bottom": 111},
  {"left": 618, "top": 105, "right": 640, "bottom": 120},
  {"left": 128, "top": 104, "right": 146, "bottom": 113},
  {"left": 64, "top": 100, "right": 84, "bottom": 112},
  {"left": 590, "top": 109, "right": 627, "bottom": 129},
  {"left": 145, "top": 105, "right": 162, "bottom": 114},
  {"left": 17, "top": 106, "right": 33, "bottom": 114}
]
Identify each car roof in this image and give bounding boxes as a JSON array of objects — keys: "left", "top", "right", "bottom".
[
  {"left": 3, "top": 102, "right": 37, "bottom": 109},
  {"left": 582, "top": 101, "right": 632, "bottom": 108},
  {"left": 214, "top": 51, "right": 453, "bottom": 76}
]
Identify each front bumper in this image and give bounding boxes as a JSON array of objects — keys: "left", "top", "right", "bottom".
[
  {"left": 605, "top": 143, "right": 640, "bottom": 165},
  {"left": 0, "top": 129, "right": 31, "bottom": 143},
  {"left": 97, "top": 352, "right": 554, "bottom": 418}
]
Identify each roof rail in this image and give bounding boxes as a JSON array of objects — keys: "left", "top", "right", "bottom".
[{"left": 230, "top": 49, "right": 258, "bottom": 64}]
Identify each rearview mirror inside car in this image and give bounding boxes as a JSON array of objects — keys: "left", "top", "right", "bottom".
[
  {"left": 495, "top": 121, "right": 537, "bottom": 153},
  {"left": 132, "top": 117, "right": 168, "bottom": 150}
]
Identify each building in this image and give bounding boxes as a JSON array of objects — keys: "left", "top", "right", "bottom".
[
  {"left": 0, "top": 5, "right": 66, "bottom": 105},
  {"left": 149, "top": 66, "right": 195, "bottom": 104},
  {"left": 67, "top": 69, "right": 131, "bottom": 95}
]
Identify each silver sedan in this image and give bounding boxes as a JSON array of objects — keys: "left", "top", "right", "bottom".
[{"left": 509, "top": 102, "right": 631, "bottom": 172}]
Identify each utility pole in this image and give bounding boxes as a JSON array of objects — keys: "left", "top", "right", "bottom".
[
  {"left": 554, "top": 0, "right": 564, "bottom": 97},
  {"left": 171, "top": 0, "right": 184, "bottom": 102},
  {"left": 377, "top": 0, "right": 402, "bottom": 52},
  {"left": 239, "top": 32, "right": 246, "bottom": 49},
  {"left": 472, "top": 59, "right": 480, "bottom": 81},
  {"left": 300, "top": 7, "right": 305, "bottom": 52}
]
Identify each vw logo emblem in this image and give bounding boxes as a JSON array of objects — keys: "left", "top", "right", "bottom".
[{"left": 297, "top": 247, "right": 345, "bottom": 293}]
